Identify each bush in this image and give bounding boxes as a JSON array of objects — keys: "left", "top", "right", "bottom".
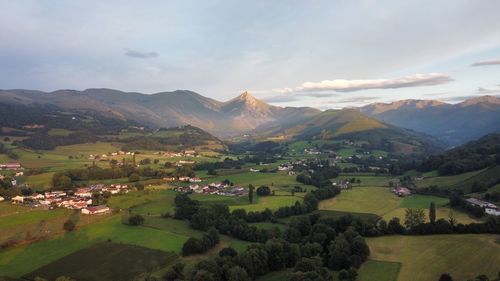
[
  {"left": 128, "top": 214, "right": 145, "bottom": 226},
  {"left": 256, "top": 186, "right": 271, "bottom": 196},
  {"left": 63, "top": 220, "right": 75, "bottom": 232}
]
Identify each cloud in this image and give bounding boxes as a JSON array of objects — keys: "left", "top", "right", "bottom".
[
  {"left": 477, "top": 85, "right": 500, "bottom": 94},
  {"left": 124, "top": 49, "right": 159, "bottom": 59},
  {"left": 272, "top": 73, "right": 453, "bottom": 94},
  {"left": 470, "top": 60, "right": 500, "bottom": 66}
]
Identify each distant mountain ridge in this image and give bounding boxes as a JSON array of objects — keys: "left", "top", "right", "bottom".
[
  {"left": 0, "top": 89, "right": 319, "bottom": 138},
  {"left": 360, "top": 96, "right": 500, "bottom": 146}
]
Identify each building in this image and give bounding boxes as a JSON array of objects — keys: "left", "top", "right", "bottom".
[
  {"left": 0, "top": 163, "right": 23, "bottom": 170},
  {"left": 163, "top": 177, "right": 176, "bottom": 182},
  {"left": 465, "top": 198, "right": 497, "bottom": 209},
  {"left": 11, "top": 195, "right": 24, "bottom": 204},
  {"left": 0, "top": 196, "right": 4, "bottom": 202},
  {"left": 392, "top": 187, "right": 411, "bottom": 197},
  {"left": 81, "top": 205, "right": 110, "bottom": 215},
  {"left": 189, "top": 177, "right": 202, "bottom": 183}
]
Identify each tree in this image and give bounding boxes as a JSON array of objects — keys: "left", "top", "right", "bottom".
[
  {"left": 249, "top": 184, "right": 254, "bottom": 204},
  {"left": 55, "top": 277, "right": 76, "bottom": 281},
  {"left": 219, "top": 247, "right": 238, "bottom": 257},
  {"left": 256, "top": 186, "right": 271, "bottom": 196},
  {"left": 404, "top": 208, "right": 426, "bottom": 229},
  {"left": 227, "top": 266, "right": 251, "bottom": 281},
  {"left": 164, "top": 262, "right": 185, "bottom": 281},
  {"left": 63, "top": 220, "right": 75, "bottom": 232},
  {"left": 128, "top": 214, "right": 144, "bottom": 226},
  {"left": 52, "top": 173, "right": 72, "bottom": 189},
  {"left": 387, "top": 217, "right": 405, "bottom": 234},
  {"left": 128, "top": 172, "right": 140, "bottom": 182},
  {"left": 438, "top": 273, "right": 454, "bottom": 281},
  {"left": 429, "top": 202, "right": 436, "bottom": 224}
]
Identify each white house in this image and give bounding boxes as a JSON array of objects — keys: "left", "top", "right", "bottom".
[
  {"left": 0, "top": 196, "right": 4, "bottom": 202},
  {"left": 11, "top": 195, "right": 24, "bottom": 204},
  {"left": 81, "top": 205, "right": 110, "bottom": 215}
]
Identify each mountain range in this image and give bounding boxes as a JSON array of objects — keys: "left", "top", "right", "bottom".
[
  {"left": 0, "top": 89, "right": 319, "bottom": 138},
  {"left": 360, "top": 96, "right": 500, "bottom": 146},
  {"left": 1, "top": 88, "right": 499, "bottom": 147}
]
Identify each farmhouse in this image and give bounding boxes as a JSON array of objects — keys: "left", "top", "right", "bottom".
[
  {"left": 11, "top": 195, "right": 24, "bottom": 204},
  {"left": 250, "top": 168, "right": 260, "bottom": 172},
  {"left": 392, "top": 187, "right": 411, "bottom": 197},
  {"left": 163, "top": 176, "right": 176, "bottom": 182},
  {"left": 465, "top": 198, "right": 497, "bottom": 209},
  {"left": 189, "top": 177, "right": 202, "bottom": 183},
  {"left": 0, "top": 163, "right": 23, "bottom": 170},
  {"left": 75, "top": 188, "right": 92, "bottom": 198},
  {"left": 178, "top": 160, "right": 195, "bottom": 165},
  {"left": 81, "top": 205, "right": 110, "bottom": 215},
  {"left": 0, "top": 196, "right": 4, "bottom": 202}
]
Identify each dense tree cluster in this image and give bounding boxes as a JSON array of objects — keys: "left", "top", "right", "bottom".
[
  {"left": 295, "top": 160, "right": 340, "bottom": 187},
  {"left": 417, "top": 134, "right": 500, "bottom": 176},
  {"left": 181, "top": 227, "right": 220, "bottom": 256}
]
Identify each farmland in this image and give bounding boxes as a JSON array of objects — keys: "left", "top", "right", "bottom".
[
  {"left": 366, "top": 234, "right": 500, "bottom": 281},
  {"left": 25, "top": 242, "right": 178, "bottom": 281}
]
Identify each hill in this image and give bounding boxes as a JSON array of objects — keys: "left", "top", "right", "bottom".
[
  {"left": 360, "top": 96, "right": 500, "bottom": 146},
  {"left": 417, "top": 133, "right": 500, "bottom": 176},
  {"left": 258, "top": 109, "right": 444, "bottom": 155},
  {"left": 0, "top": 89, "right": 319, "bottom": 138}
]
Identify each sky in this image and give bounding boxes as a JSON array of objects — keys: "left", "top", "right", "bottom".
[{"left": 1, "top": 0, "right": 500, "bottom": 109}]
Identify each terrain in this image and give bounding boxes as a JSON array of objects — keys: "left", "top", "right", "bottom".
[
  {"left": 0, "top": 90, "right": 499, "bottom": 281},
  {"left": 360, "top": 96, "right": 500, "bottom": 146}
]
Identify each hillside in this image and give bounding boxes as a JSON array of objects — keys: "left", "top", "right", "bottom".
[
  {"left": 258, "top": 109, "right": 444, "bottom": 155},
  {"left": 360, "top": 96, "right": 500, "bottom": 146},
  {"left": 0, "top": 89, "right": 319, "bottom": 138},
  {"left": 417, "top": 133, "right": 500, "bottom": 176}
]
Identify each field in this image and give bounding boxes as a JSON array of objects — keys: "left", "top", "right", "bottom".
[
  {"left": 366, "top": 234, "right": 500, "bottom": 281},
  {"left": 0, "top": 215, "right": 192, "bottom": 277},
  {"left": 318, "top": 187, "right": 479, "bottom": 223},
  {"left": 414, "top": 169, "right": 485, "bottom": 189},
  {"left": 25, "top": 242, "right": 178, "bottom": 281},
  {"left": 357, "top": 260, "right": 401, "bottom": 281}
]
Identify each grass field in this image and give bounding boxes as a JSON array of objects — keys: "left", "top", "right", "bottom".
[
  {"left": 318, "top": 187, "right": 478, "bottom": 224},
  {"left": 319, "top": 187, "right": 402, "bottom": 216},
  {"left": 358, "top": 260, "right": 401, "bottom": 281},
  {"left": 25, "top": 242, "right": 178, "bottom": 281},
  {"left": 415, "top": 169, "right": 485, "bottom": 189},
  {"left": 0, "top": 215, "right": 192, "bottom": 277},
  {"left": 366, "top": 234, "right": 500, "bottom": 281}
]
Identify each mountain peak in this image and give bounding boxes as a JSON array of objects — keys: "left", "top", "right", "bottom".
[{"left": 459, "top": 95, "right": 500, "bottom": 107}]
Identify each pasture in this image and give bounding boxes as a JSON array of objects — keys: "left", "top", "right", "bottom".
[
  {"left": 0, "top": 215, "right": 191, "bottom": 277},
  {"left": 357, "top": 260, "right": 401, "bottom": 281},
  {"left": 25, "top": 242, "right": 178, "bottom": 281},
  {"left": 366, "top": 234, "right": 500, "bottom": 281},
  {"left": 318, "top": 187, "right": 477, "bottom": 223}
]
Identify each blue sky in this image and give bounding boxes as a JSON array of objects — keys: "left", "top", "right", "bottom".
[{"left": 0, "top": 0, "right": 499, "bottom": 108}]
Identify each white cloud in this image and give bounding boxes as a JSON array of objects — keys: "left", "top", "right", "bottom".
[
  {"left": 471, "top": 60, "right": 500, "bottom": 66},
  {"left": 273, "top": 73, "right": 453, "bottom": 94}
]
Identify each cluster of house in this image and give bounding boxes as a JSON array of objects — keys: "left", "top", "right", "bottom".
[
  {"left": 0, "top": 163, "right": 23, "bottom": 170},
  {"left": 88, "top": 151, "right": 134, "bottom": 160},
  {"left": 465, "top": 198, "right": 500, "bottom": 216},
  {"left": 156, "top": 150, "right": 198, "bottom": 158},
  {"left": 8, "top": 184, "right": 129, "bottom": 214},
  {"left": 392, "top": 186, "right": 412, "bottom": 197},
  {"left": 174, "top": 182, "right": 247, "bottom": 197},
  {"left": 333, "top": 180, "right": 352, "bottom": 189},
  {"left": 163, "top": 176, "right": 202, "bottom": 183}
]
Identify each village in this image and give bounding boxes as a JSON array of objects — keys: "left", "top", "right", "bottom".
[
  {"left": 4, "top": 183, "right": 130, "bottom": 215},
  {"left": 173, "top": 181, "right": 247, "bottom": 197}
]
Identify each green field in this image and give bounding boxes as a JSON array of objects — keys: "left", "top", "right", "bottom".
[
  {"left": 25, "top": 242, "right": 178, "bottom": 281},
  {"left": 358, "top": 260, "right": 401, "bottom": 281},
  {"left": 319, "top": 186, "right": 402, "bottom": 216},
  {"left": 318, "top": 187, "right": 478, "bottom": 224},
  {"left": 366, "top": 234, "right": 500, "bottom": 281},
  {"left": 0, "top": 215, "right": 192, "bottom": 277},
  {"left": 415, "top": 169, "right": 485, "bottom": 189}
]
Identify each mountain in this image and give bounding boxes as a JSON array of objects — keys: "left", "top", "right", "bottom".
[
  {"left": 258, "top": 109, "right": 444, "bottom": 155},
  {"left": 0, "top": 89, "right": 320, "bottom": 138},
  {"left": 360, "top": 96, "right": 500, "bottom": 146}
]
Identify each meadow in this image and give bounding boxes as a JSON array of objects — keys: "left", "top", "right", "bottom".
[
  {"left": 366, "top": 234, "right": 500, "bottom": 281},
  {"left": 357, "top": 260, "right": 401, "bottom": 281},
  {"left": 318, "top": 186, "right": 479, "bottom": 224},
  {"left": 25, "top": 242, "right": 178, "bottom": 281}
]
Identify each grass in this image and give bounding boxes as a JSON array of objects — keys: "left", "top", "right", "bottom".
[
  {"left": 24, "top": 242, "right": 178, "bottom": 281},
  {"left": 108, "top": 190, "right": 177, "bottom": 215},
  {"left": 230, "top": 195, "right": 302, "bottom": 212},
  {"left": 358, "top": 260, "right": 401, "bottom": 281},
  {"left": 0, "top": 215, "right": 191, "bottom": 277},
  {"left": 366, "top": 234, "right": 500, "bottom": 281},
  {"left": 415, "top": 169, "right": 485, "bottom": 189},
  {"left": 318, "top": 187, "right": 478, "bottom": 224},
  {"left": 319, "top": 187, "right": 402, "bottom": 216}
]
